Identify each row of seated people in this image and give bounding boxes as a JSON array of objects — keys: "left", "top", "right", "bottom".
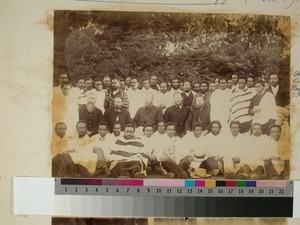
[{"left": 52, "top": 119, "right": 289, "bottom": 179}]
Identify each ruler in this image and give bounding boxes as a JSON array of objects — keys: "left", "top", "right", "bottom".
[{"left": 14, "top": 177, "right": 299, "bottom": 217}]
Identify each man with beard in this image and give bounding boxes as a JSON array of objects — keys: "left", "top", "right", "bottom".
[
  {"left": 181, "top": 80, "right": 194, "bottom": 108},
  {"left": 266, "top": 72, "right": 289, "bottom": 107},
  {"left": 155, "top": 122, "right": 188, "bottom": 178},
  {"left": 111, "top": 122, "right": 124, "bottom": 140},
  {"left": 231, "top": 73, "right": 239, "bottom": 89},
  {"left": 193, "top": 81, "right": 201, "bottom": 94},
  {"left": 127, "top": 77, "right": 142, "bottom": 119},
  {"left": 164, "top": 92, "right": 191, "bottom": 137},
  {"left": 119, "top": 79, "right": 127, "bottom": 91},
  {"left": 103, "top": 96, "right": 132, "bottom": 132},
  {"left": 168, "top": 77, "right": 181, "bottom": 97},
  {"left": 193, "top": 81, "right": 211, "bottom": 112},
  {"left": 52, "top": 120, "right": 94, "bottom": 177},
  {"left": 125, "top": 77, "right": 132, "bottom": 89},
  {"left": 210, "top": 78, "right": 230, "bottom": 132},
  {"left": 249, "top": 79, "right": 277, "bottom": 135},
  {"left": 236, "top": 123, "right": 271, "bottom": 179},
  {"left": 202, "top": 120, "right": 225, "bottom": 176},
  {"left": 51, "top": 122, "right": 70, "bottom": 157},
  {"left": 185, "top": 96, "right": 210, "bottom": 132},
  {"left": 79, "top": 92, "right": 103, "bottom": 136},
  {"left": 84, "top": 77, "right": 94, "bottom": 92},
  {"left": 104, "top": 77, "right": 129, "bottom": 110},
  {"left": 109, "top": 124, "right": 150, "bottom": 178},
  {"left": 209, "top": 82, "right": 216, "bottom": 93},
  {"left": 102, "top": 75, "right": 111, "bottom": 91},
  {"left": 150, "top": 75, "right": 160, "bottom": 91},
  {"left": 91, "top": 121, "right": 112, "bottom": 176},
  {"left": 156, "top": 81, "right": 172, "bottom": 111},
  {"left": 177, "top": 122, "right": 210, "bottom": 176},
  {"left": 88, "top": 77, "right": 105, "bottom": 113},
  {"left": 228, "top": 76, "right": 256, "bottom": 133},
  {"left": 265, "top": 125, "right": 290, "bottom": 179},
  {"left": 133, "top": 92, "right": 163, "bottom": 134}
]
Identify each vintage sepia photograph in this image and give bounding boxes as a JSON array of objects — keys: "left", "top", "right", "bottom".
[{"left": 52, "top": 11, "right": 291, "bottom": 180}]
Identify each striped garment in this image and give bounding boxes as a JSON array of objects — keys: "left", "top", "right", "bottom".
[
  {"left": 228, "top": 88, "right": 256, "bottom": 124},
  {"left": 109, "top": 137, "right": 149, "bottom": 171}
]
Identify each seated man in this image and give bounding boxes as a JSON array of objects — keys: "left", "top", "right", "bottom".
[
  {"left": 236, "top": 123, "right": 276, "bottom": 179},
  {"left": 155, "top": 122, "right": 188, "bottom": 178},
  {"left": 52, "top": 120, "right": 94, "bottom": 177},
  {"left": 201, "top": 120, "right": 225, "bottom": 176},
  {"left": 264, "top": 124, "right": 289, "bottom": 179},
  {"left": 141, "top": 124, "right": 167, "bottom": 176},
  {"left": 177, "top": 122, "right": 210, "bottom": 177},
  {"left": 223, "top": 121, "right": 246, "bottom": 179},
  {"left": 108, "top": 124, "right": 151, "bottom": 178},
  {"left": 51, "top": 122, "right": 71, "bottom": 158},
  {"left": 90, "top": 121, "right": 112, "bottom": 176}
]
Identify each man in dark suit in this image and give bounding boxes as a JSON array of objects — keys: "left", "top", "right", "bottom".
[
  {"left": 266, "top": 73, "right": 289, "bottom": 107},
  {"left": 164, "top": 92, "right": 191, "bottom": 137},
  {"left": 181, "top": 80, "right": 194, "bottom": 108},
  {"left": 103, "top": 96, "right": 132, "bottom": 132},
  {"left": 79, "top": 92, "right": 103, "bottom": 136}
]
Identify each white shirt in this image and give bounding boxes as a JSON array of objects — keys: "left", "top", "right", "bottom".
[
  {"left": 271, "top": 85, "right": 279, "bottom": 96},
  {"left": 68, "top": 135, "right": 97, "bottom": 173},
  {"left": 127, "top": 88, "right": 143, "bottom": 118}
]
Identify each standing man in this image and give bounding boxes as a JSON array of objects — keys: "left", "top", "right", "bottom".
[
  {"left": 181, "top": 80, "right": 194, "bottom": 108},
  {"left": 150, "top": 75, "right": 160, "bottom": 91},
  {"left": 193, "top": 81, "right": 201, "bottom": 94},
  {"left": 104, "top": 77, "right": 129, "bottom": 110},
  {"left": 103, "top": 96, "right": 132, "bottom": 132},
  {"left": 73, "top": 77, "right": 86, "bottom": 107},
  {"left": 125, "top": 77, "right": 132, "bottom": 89},
  {"left": 90, "top": 77, "right": 106, "bottom": 113},
  {"left": 164, "top": 92, "right": 191, "bottom": 137},
  {"left": 127, "top": 77, "right": 142, "bottom": 118},
  {"left": 228, "top": 76, "right": 256, "bottom": 133},
  {"left": 266, "top": 72, "right": 289, "bottom": 107},
  {"left": 210, "top": 78, "right": 230, "bottom": 131},
  {"left": 53, "top": 73, "right": 69, "bottom": 95},
  {"left": 102, "top": 75, "right": 111, "bottom": 91},
  {"left": 193, "top": 81, "right": 211, "bottom": 113}
]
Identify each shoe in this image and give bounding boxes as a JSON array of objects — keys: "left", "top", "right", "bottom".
[
  {"left": 167, "top": 172, "right": 175, "bottom": 179},
  {"left": 134, "top": 172, "right": 146, "bottom": 178},
  {"left": 224, "top": 171, "right": 236, "bottom": 179},
  {"left": 249, "top": 174, "right": 260, "bottom": 180},
  {"left": 236, "top": 173, "right": 249, "bottom": 180},
  {"left": 181, "top": 171, "right": 189, "bottom": 179},
  {"left": 154, "top": 167, "right": 165, "bottom": 175},
  {"left": 211, "top": 169, "right": 220, "bottom": 176}
]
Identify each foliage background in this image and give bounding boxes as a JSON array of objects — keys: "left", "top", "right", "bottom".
[{"left": 54, "top": 11, "right": 290, "bottom": 93}]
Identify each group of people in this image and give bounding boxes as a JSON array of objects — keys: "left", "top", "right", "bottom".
[{"left": 52, "top": 72, "right": 290, "bottom": 179}]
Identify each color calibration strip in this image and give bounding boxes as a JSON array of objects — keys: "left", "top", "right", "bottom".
[
  {"left": 55, "top": 178, "right": 293, "bottom": 198},
  {"left": 14, "top": 178, "right": 300, "bottom": 217},
  {"left": 59, "top": 178, "right": 288, "bottom": 188}
]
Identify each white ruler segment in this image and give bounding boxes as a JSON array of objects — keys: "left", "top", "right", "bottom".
[{"left": 293, "top": 181, "right": 300, "bottom": 218}]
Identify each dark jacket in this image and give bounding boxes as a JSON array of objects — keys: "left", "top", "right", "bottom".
[
  {"left": 266, "top": 85, "right": 289, "bottom": 107},
  {"left": 79, "top": 105, "right": 103, "bottom": 135},
  {"left": 185, "top": 107, "right": 211, "bottom": 131},
  {"left": 104, "top": 107, "right": 132, "bottom": 132},
  {"left": 164, "top": 105, "right": 191, "bottom": 133},
  {"left": 133, "top": 105, "right": 163, "bottom": 129}
]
